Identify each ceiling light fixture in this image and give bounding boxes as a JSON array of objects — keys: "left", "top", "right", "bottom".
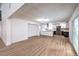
[{"left": 37, "top": 18, "right": 50, "bottom": 22}]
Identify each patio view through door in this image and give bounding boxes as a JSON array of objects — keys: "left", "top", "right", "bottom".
[{"left": 72, "top": 17, "right": 78, "bottom": 54}]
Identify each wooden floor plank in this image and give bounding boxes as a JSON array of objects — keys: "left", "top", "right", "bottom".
[{"left": 0, "top": 35, "right": 76, "bottom": 56}]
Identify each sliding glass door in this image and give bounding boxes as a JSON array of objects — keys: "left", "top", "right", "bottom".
[{"left": 72, "top": 17, "right": 78, "bottom": 54}]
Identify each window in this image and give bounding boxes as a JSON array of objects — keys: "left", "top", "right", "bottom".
[
  {"left": 48, "top": 23, "right": 53, "bottom": 30},
  {"left": 41, "top": 24, "right": 47, "bottom": 31},
  {"left": 60, "top": 22, "right": 66, "bottom": 28},
  {"left": 41, "top": 23, "right": 53, "bottom": 31}
]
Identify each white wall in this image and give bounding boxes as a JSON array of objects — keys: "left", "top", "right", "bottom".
[
  {"left": 69, "top": 5, "right": 79, "bottom": 55},
  {"left": 1, "top": 17, "right": 7, "bottom": 45},
  {"left": 10, "top": 19, "right": 40, "bottom": 44},
  {"left": 1, "top": 18, "right": 40, "bottom": 45},
  {"left": 11, "top": 19, "right": 28, "bottom": 43},
  {"left": 1, "top": 3, "right": 24, "bottom": 45},
  {"left": 1, "top": 4, "right": 10, "bottom": 45},
  {"left": 1, "top": 3, "right": 40, "bottom": 45},
  {"left": 66, "top": 22, "right": 69, "bottom": 28}
]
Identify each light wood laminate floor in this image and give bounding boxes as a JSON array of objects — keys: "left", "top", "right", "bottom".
[
  {"left": 0, "top": 35, "right": 76, "bottom": 56},
  {"left": 0, "top": 39, "right": 5, "bottom": 49}
]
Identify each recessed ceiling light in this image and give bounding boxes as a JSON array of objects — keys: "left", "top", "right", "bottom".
[{"left": 37, "top": 18, "right": 50, "bottom": 22}]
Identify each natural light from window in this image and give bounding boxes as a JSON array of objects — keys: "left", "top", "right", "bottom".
[{"left": 60, "top": 22, "right": 66, "bottom": 28}]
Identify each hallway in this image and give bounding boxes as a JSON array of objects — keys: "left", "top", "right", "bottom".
[{"left": 0, "top": 35, "right": 76, "bottom": 56}]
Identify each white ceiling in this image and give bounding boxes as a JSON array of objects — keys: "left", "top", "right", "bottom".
[{"left": 10, "top": 3, "right": 78, "bottom": 23}]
